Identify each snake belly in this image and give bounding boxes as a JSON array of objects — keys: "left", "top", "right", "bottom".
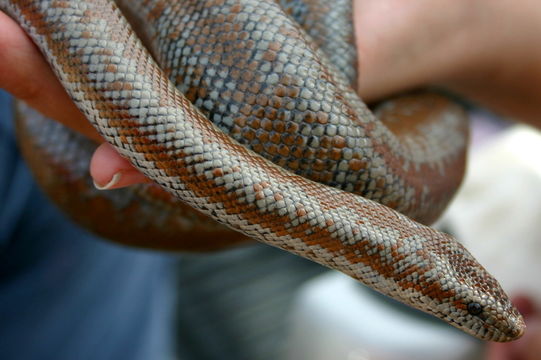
[{"left": 1, "top": 0, "right": 525, "bottom": 341}]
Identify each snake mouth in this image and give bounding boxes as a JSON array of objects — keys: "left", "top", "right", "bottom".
[
  {"left": 502, "top": 315, "right": 526, "bottom": 342},
  {"left": 483, "top": 313, "right": 526, "bottom": 342},
  {"left": 511, "top": 324, "right": 526, "bottom": 340},
  {"left": 445, "top": 308, "right": 526, "bottom": 342}
]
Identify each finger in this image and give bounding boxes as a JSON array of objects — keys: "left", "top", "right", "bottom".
[
  {"left": 517, "top": 320, "right": 541, "bottom": 360},
  {"left": 90, "top": 143, "right": 151, "bottom": 190},
  {"left": 1, "top": 12, "right": 153, "bottom": 185},
  {"left": 0, "top": 11, "right": 101, "bottom": 142},
  {"left": 484, "top": 342, "right": 512, "bottom": 360}
]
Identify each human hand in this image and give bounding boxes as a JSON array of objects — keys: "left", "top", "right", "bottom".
[{"left": 0, "top": 10, "right": 147, "bottom": 189}]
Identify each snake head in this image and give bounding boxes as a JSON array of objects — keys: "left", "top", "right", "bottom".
[
  {"left": 432, "top": 276, "right": 525, "bottom": 341},
  {"left": 377, "top": 223, "right": 525, "bottom": 342},
  {"left": 420, "top": 239, "right": 526, "bottom": 342},
  {"left": 343, "top": 206, "right": 525, "bottom": 342}
]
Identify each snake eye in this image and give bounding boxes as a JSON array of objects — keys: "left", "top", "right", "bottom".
[{"left": 467, "top": 302, "right": 483, "bottom": 316}]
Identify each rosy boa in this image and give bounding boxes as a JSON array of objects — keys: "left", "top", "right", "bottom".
[{"left": 1, "top": 0, "right": 525, "bottom": 341}]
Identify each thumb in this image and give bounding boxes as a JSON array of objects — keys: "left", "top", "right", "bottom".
[{"left": 90, "top": 143, "right": 151, "bottom": 190}]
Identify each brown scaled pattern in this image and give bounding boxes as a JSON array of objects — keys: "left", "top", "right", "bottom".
[{"left": 118, "top": 0, "right": 469, "bottom": 224}]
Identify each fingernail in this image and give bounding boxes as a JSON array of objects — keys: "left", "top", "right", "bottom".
[{"left": 93, "top": 172, "right": 122, "bottom": 190}]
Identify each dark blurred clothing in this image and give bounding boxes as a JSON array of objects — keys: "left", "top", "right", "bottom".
[{"left": 0, "top": 91, "right": 176, "bottom": 360}]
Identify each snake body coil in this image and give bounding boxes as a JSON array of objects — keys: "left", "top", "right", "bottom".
[{"left": 2, "top": 0, "right": 525, "bottom": 341}]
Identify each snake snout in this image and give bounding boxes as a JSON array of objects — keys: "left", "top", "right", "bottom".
[{"left": 503, "top": 314, "right": 526, "bottom": 341}]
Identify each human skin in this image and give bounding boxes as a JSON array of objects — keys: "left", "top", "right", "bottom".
[
  {"left": 0, "top": 10, "right": 145, "bottom": 189},
  {"left": 1, "top": 1, "right": 541, "bottom": 356},
  {"left": 354, "top": 0, "right": 541, "bottom": 128},
  {"left": 2, "top": 1, "right": 541, "bottom": 188}
]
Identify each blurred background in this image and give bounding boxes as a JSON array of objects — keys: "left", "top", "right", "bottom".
[{"left": 172, "top": 110, "right": 541, "bottom": 360}]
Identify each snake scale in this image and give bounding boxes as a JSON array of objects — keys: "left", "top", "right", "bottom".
[{"left": 1, "top": 0, "right": 525, "bottom": 341}]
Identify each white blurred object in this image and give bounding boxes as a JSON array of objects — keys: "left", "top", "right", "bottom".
[
  {"left": 439, "top": 125, "right": 541, "bottom": 300},
  {"left": 286, "top": 272, "right": 481, "bottom": 360},
  {"left": 286, "top": 125, "right": 541, "bottom": 360}
]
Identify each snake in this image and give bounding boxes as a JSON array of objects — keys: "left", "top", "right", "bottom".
[{"left": 1, "top": 0, "right": 525, "bottom": 342}]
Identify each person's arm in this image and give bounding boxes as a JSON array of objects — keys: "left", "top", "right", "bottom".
[{"left": 354, "top": 0, "right": 541, "bottom": 127}]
